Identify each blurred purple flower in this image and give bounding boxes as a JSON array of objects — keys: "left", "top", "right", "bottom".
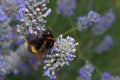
[
  {"left": 77, "top": 16, "right": 92, "bottom": 31},
  {"left": 5, "top": 32, "right": 16, "bottom": 39},
  {"left": 19, "top": 62, "right": 30, "bottom": 75},
  {"left": 87, "top": 10, "right": 101, "bottom": 23},
  {"left": 0, "top": 0, "right": 24, "bottom": 21},
  {"left": 78, "top": 62, "right": 94, "bottom": 79},
  {"left": 103, "top": 9, "right": 115, "bottom": 28},
  {"left": 13, "top": 69, "right": 19, "bottom": 75},
  {"left": 103, "top": 35, "right": 114, "bottom": 46},
  {"left": 56, "top": 0, "right": 76, "bottom": 16},
  {"left": 92, "top": 9, "right": 115, "bottom": 36},
  {"left": 0, "top": 7, "right": 8, "bottom": 21},
  {"left": 0, "top": 14, "right": 8, "bottom": 22},
  {"left": 0, "top": 54, "right": 9, "bottom": 78},
  {"left": 101, "top": 72, "right": 111, "bottom": 80},
  {"left": 15, "top": 39, "right": 24, "bottom": 45},
  {"left": 92, "top": 17, "right": 107, "bottom": 35},
  {"left": 96, "top": 35, "right": 114, "bottom": 54},
  {"left": 101, "top": 72, "right": 120, "bottom": 80}
]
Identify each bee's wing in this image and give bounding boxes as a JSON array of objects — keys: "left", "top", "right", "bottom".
[{"left": 34, "top": 41, "right": 47, "bottom": 59}]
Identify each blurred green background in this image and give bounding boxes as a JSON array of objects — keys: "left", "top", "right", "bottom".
[{"left": 6, "top": 0, "right": 120, "bottom": 80}]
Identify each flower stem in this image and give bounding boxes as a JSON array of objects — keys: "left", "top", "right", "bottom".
[
  {"left": 62, "top": 27, "right": 77, "bottom": 36},
  {"left": 68, "top": 17, "right": 78, "bottom": 39}
]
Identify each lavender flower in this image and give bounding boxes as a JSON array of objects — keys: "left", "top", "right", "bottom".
[
  {"left": 78, "top": 62, "right": 94, "bottom": 79},
  {"left": 103, "top": 9, "right": 115, "bottom": 28},
  {"left": 0, "top": 18, "right": 11, "bottom": 41},
  {"left": 77, "top": 10, "right": 100, "bottom": 32},
  {"left": 101, "top": 72, "right": 111, "bottom": 80},
  {"left": 56, "top": 0, "right": 76, "bottom": 16},
  {"left": 4, "top": 51, "right": 21, "bottom": 74},
  {"left": 0, "top": 7, "right": 8, "bottom": 21},
  {"left": 0, "top": 20, "right": 16, "bottom": 49},
  {"left": 0, "top": 53, "right": 9, "bottom": 78},
  {"left": 101, "top": 72, "right": 120, "bottom": 80},
  {"left": 43, "top": 35, "right": 78, "bottom": 79},
  {"left": 13, "top": 44, "right": 31, "bottom": 75},
  {"left": 0, "top": 0, "right": 24, "bottom": 48},
  {"left": 96, "top": 35, "right": 114, "bottom": 54},
  {"left": 3, "top": 43, "right": 41, "bottom": 75},
  {"left": 77, "top": 10, "right": 115, "bottom": 34},
  {"left": 17, "top": 0, "right": 51, "bottom": 36},
  {"left": 77, "top": 16, "right": 92, "bottom": 32},
  {"left": 87, "top": 10, "right": 101, "bottom": 23},
  {"left": 0, "top": 23, "right": 24, "bottom": 50},
  {"left": 15, "top": 44, "right": 41, "bottom": 74},
  {"left": 0, "top": 0, "right": 24, "bottom": 21},
  {"left": 91, "top": 10, "right": 115, "bottom": 36},
  {"left": 92, "top": 17, "right": 107, "bottom": 36},
  {"left": 0, "top": 0, "right": 24, "bottom": 51}
]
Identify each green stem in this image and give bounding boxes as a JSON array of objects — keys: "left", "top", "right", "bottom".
[
  {"left": 62, "top": 27, "right": 77, "bottom": 36},
  {"left": 68, "top": 17, "right": 78, "bottom": 39},
  {"left": 111, "top": 68, "right": 120, "bottom": 74}
]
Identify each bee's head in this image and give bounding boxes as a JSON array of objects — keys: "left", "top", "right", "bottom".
[
  {"left": 43, "top": 29, "right": 55, "bottom": 49},
  {"left": 43, "top": 29, "right": 54, "bottom": 38}
]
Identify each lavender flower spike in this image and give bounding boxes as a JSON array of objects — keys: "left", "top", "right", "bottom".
[
  {"left": 77, "top": 16, "right": 92, "bottom": 32},
  {"left": 78, "top": 62, "right": 94, "bottom": 79},
  {"left": 101, "top": 72, "right": 111, "bottom": 80},
  {"left": 0, "top": 53, "right": 9, "bottom": 78},
  {"left": 87, "top": 10, "right": 101, "bottom": 23},
  {"left": 56, "top": 0, "right": 76, "bottom": 16},
  {"left": 96, "top": 35, "right": 114, "bottom": 54},
  {"left": 91, "top": 9, "right": 115, "bottom": 36},
  {"left": 43, "top": 35, "right": 78, "bottom": 79},
  {"left": 17, "top": 0, "right": 51, "bottom": 36}
]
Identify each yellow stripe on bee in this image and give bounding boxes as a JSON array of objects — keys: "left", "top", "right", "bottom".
[
  {"left": 31, "top": 46, "right": 38, "bottom": 54},
  {"left": 24, "top": 41, "right": 29, "bottom": 49},
  {"left": 46, "top": 36, "right": 55, "bottom": 40}
]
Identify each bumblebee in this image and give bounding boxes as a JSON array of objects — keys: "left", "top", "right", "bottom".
[{"left": 25, "top": 29, "right": 55, "bottom": 59}]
